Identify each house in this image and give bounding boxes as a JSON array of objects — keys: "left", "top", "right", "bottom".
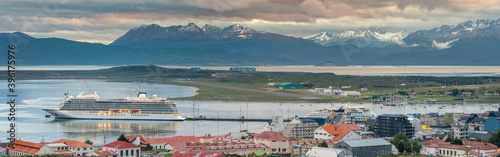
[
  {"left": 462, "top": 92, "right": 472, "bottom": 96},
  {"left": 410, "top": 92, "right": 418, "bottom": 96},
  {"left": 125, "top": 135, "right": 151, "bottom": 151},
  {"left": 426, "top": 92, "right": 433, "bottom": 95},
  {"left": 252, "top": 131, "right": 289, "bottom": 154},
  {"left": 305, "top": 147, "right": 352, "bottom": 157},
  {"left": 289, "top": 139, "right": 337, "bottom": 155},
  {"left": 4, "top": 140, "right": 55, "bottom": 156},
  {"left": 420, "top": 139, "right": 498, "bottom": 157},
  {"left": 375, "top": 114, "right": 414, "bottom": 138},
  {"left": 276, "top": 82, "right": 303, "bottom": 89},
  {"left": 333, "top": 138, "right": 392, "bottom": 157},
  {"left": 5, "top": 139, "right": 95, "bottom": 156},
  {"left": 444, "top": 92, "right": 453, "bottom": 95},
  {"left": 182, "top": 140, "right": 267, "bottom": 156},
  {"left": 248, "top": 151, "right": 269, "bottom": 157},
  {"left": 102, "top": 141, "right": 140, "bottom": 157},
  {"left": 360, "top": 88, "right": 368, "bottom": 91},
  {"left": 469, "top": 131, "right": 492, "bottom": 142},
  {"left": 49, "top": 139, "right": 95, "bottom": 156},
  {"left": 282, "top": 118, "right": 319, "bottom": 139},
  {"left": 313, "top": 124, "right": 362, "bottom": 141}
]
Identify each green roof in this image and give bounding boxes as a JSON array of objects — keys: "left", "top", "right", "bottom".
[{"left": 249, "top": 151, "right": 270, "bottom": 156}]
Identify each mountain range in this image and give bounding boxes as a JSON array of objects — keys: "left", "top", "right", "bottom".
[
  {"left": 2, "top": 18, "right": 500, "bottom": 66},
  {"left": 303, "top": 30, "right": 408, "bottom": 48}
]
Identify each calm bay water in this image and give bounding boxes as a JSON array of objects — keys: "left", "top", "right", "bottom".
[{"left": 1, "top": 80, "right": 499, "bottom": 145}]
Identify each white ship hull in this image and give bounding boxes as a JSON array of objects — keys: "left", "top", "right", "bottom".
[{"left": 43, "top": 108, "right": 185, "bottom": 121}]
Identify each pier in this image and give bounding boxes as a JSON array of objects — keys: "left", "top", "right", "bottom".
[{"left": 185, "top": 116, "right": 292, "bottom": 122}]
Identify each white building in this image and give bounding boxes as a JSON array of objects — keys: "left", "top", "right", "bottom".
[
  {"left": 306, "top": 147, "right": 352, "bottom": 157},
  {"left": 102, "top": 141, "right": 140, "bottom": 157},
  {"left": 314, "top": 124, "right": 362, "bottom": 141},
  {"left": 262, "top": 116, "right": 285, "bottom": 132},
  {"left": 420, "top": 139, "right": 498, "bottom": 157}
]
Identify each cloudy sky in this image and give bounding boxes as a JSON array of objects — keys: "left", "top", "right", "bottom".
[{"left": 2, "top": 0, "right": 500, "bottom": 44}]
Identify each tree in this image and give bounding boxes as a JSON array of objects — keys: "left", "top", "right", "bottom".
[
  {"left": 445, "top": 114, "right": 454, "bottom": 126},
  {"left": 487, "top": 129, "right": 500, "bottom": 147},
  {"left": 391, "top": 133, "right": 409, "bottom": 153},
  {"left": 452, "top": 89, "right": 459, "bottom": 96},
  {"left": 117, "top": 134, "right": 130, "bottom": 143},
  {"left": 318, "top": 141, "right": 328, "bottom": 148},
  {"left": 451, "top": 138, "right": 463, "bottom": 145},
  {"left": 445, "top": 135, "right": 452, "bottom": 142},
  {"left": 367, "top": 125, "right": 374, "bottom": 131},
  {"left": 474, "top": 126, "right": 480, "bottom": 131},
  {"left": 411, "top": 141, "right": 421, "bottom": 153},
  {"left": 84, "top": 140, "right": 93, "bottom": 145},
  {"left": 404, "top": 142, "right": 412, "bottom": 153},
  {"left": 240, "top": 136, "right": 246, "bottom": 139}
]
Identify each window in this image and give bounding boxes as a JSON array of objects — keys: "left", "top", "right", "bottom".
[
  {"left": 131, "top": 149, "right": 134, "bottom": 156},
  {"left": 84, "top": 147, "right": 87, "bottom": 150},
  {"left": 78, "top": 148, "right": 80, "bottom": 151},
  {"left": 126, "top": 150, "right": 129, "bottom": 156},
  {"left": 121, "top": 150, "right": 123, "bottom": 156}
]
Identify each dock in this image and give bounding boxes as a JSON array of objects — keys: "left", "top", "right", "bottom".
[{"left": 185, "top": 116, "right": 292, "bottom": 122}]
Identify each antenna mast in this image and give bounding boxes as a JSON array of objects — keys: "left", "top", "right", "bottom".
[
  {"left": 82, "top": 80, "right": 91, "bottom": 94},
  {"left": 133, "top": 86, "right": 141, "bottom": 96}
]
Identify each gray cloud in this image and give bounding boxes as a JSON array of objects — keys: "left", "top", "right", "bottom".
[{"left": 2, "top": 0, "right": 500, "bottom": 44}]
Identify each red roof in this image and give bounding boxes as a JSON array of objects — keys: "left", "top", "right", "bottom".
[
  {"left": 94, "top": 150, "right": 117, "bottom": 156},
  {"left": 254, "top": 131, "right": 288, "bottom": 140},
  {"left": 125, "top": 135, "right": 145, "bottom": 143},
  {"left": 50, "top": 139, "right": 93, "bottom": 148},
  {"left": 4, "top": 140, "right": 44, "bottom": 154},
  {"left": 56, "top": 150, "right": 74, "bottom": 155},
  {"left": 422, "top": 139, "right": 497, "bottom": 150},
  {"left": 173, "top": 151, "right": 224, "bottom": 157},
  {"left": 321, "top": 124, "right": 361, "bottom": 140},
  {"left": 146, "top": 136, "right": 200, "bottom": 144},
  {"left": 103, "top": 141, "right": 139, "bottom": 149}
]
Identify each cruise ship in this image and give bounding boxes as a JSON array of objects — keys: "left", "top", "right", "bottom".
[{"left": 42, "top": 85, "right": 185, "bottom": 121}]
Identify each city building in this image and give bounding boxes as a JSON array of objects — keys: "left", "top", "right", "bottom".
[
  {"left": 282, "top": 118, "right": 319, "bottom": 139},
  {"left": 333, "top": 138, "right": 392, "bottom": 157},
  {"left": 420, "top": 139, "right": 498, "bottom": 156},
  {"left": 262, "top": 116, "right": 286, "bottom": 132},
  {"left": 313, "top": 124, "right": 362, "bottom": 141},
  {"left": 252, "top": 131, "right": 290, "bottom": 154},
  {"left": 420, "top": 113, "right": 447, "bottom": 127},
  {"left": 468, "top": 131, "right": 492, "bottom": 142},
  {"left": 451, "top": 125, "right": 469, "bottom": 140},
  {"left": 102, "top": 141, "right": 140, "bottom": 157},
  {"left": 375, "top": 114, "right": 414, "bottom": 138},
  {"left": 276, "top": 82, "right": 303, "bottom": 89}
]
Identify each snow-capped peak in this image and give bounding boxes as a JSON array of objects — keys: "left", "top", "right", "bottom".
[{"left": 304, "top": 30, "right": 408, "bottom": 48}]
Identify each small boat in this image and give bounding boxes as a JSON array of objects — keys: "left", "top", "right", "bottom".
[
  {"left": 110, "top": 109, "right": 119, "bottom": 112},
  {"left": 438, "top": 107, "right": 443, "bottom": 109},
  {"left": 131, "top": 109, "right": 140, "bottom": 112}
]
